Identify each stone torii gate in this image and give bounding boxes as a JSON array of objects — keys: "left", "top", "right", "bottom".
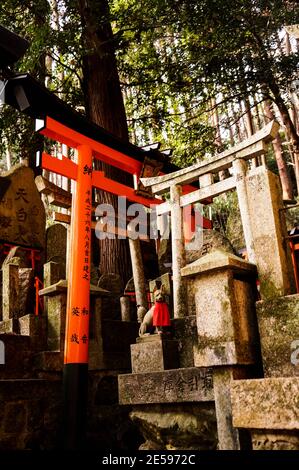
[{"left": 141, "top": 120, "right": 296, "bottom": 316}]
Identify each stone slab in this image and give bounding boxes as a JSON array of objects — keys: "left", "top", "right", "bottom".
[
  {"left": 231, "top": 377, "right": 299, "bottom": 429},
  {"left": 118, "top": 367, "right": 214, "bottom": 405},
  {"left": 131, "top": 338, "right": 179, "bottom": 373},
  {"left": 256, "top": 294, "right": 299, "bottom": 377}
]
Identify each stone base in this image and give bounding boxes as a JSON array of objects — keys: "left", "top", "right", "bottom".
[
  {"left": 256, "top": 294, "right": 299, "bottom": 377},
  {"left": 131, "top": 335, "right": 179, "bottom": 373},
  {"left": 130, "top": 403, "right": 217, "bottom": 450}
]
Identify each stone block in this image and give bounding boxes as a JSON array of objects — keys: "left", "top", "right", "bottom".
[
  {"left": 47, "top": 294, "right": 66, "bottom": 351},
  {"left": 0, "top": 319, "right": 14, "bottom": 334},
  {"left": 2, "top": 263, "right": 19, "bottom": 321},
  {"left": 19, "top": 314, "right": 47, "bottom": 351},
  {"left": 43, "top": 261, "right": 64, "bottom": 288},
  {"left": 46, "top": 224, "right": 67, "bottom": 277},
  {"left": 231, "top": 377, "right": 299, "bottom": 430},
  {"left": 182, "top": 250, "right": 258, "bottom": 367},
  {"left": 118, "top": 367, "right": 214, "bottom": 405},
  {"left": 131, "top": 335, "right": 179, "bottom": 373},
  {"left": 256, "top": 294, "right": 299, "bottom": 377}
]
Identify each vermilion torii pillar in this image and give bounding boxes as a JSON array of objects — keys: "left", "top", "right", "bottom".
[{"left": 36, "top": 116, "right": 163, "bottom": 449}]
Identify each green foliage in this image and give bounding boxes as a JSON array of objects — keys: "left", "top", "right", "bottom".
[{"left": 0, "top": 0, "right": 298, "bottom": 172}]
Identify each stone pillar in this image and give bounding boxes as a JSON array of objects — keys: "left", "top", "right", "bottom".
[
  {"left": 181, "top": 250, "right": 259, "bottom": 449},
  {"left": 120, "top": 296, "right": 131, "bottom": 321},
  {"left": 170, "top": 184, "right": 187, "bottom": 318},
  {"left": 44, "top": 261, "right": 64, "bottom": 288},
  {"left": 128, "top": 238, "right": 148, "bottom": 313},
  {"left": 213, "top": 368, "right": 240, "bottom": 450},
  {"left": 233, "top": 159, "right": 256, "bottom": 264},
  {"left": 2, "top": 263, "right": 19, "bottom": 320},
  {"left": 0, "top": 263, "right": 19, "bottom": 333},
  {"left": 244, "top": 165, "right": 295, "bottom": 298}
]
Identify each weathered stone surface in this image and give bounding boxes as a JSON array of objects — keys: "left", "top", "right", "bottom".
[
  {"left": 245, "top": 166, "right": 295, "bottom": 298},
  {"left": 19, "top": 314, "right": 47, "bottom": 351},
  {"left": 46, "top": 223, "right": 67, "bottom": 277},
  {"left": 256, "top": 294, "right": 299, "bottom": 377},
  {"left": 18, "top": 268, "right": 34, "bottom": 316},
  {"left": 130, "top": 403, "right": 217, "bottom": 450},
  {"left": 173, "top": 316, "right": 197, "bottom": 368},
  {"left": 47, "top": 294, "right": 66, "bottom": 351},
  {"left": 231, "top": 377, "right": 299, "bottom": 430},
  {"left": 157, "top": 238, "right": 172, "bottom": 275},
  {"left": 251, "top": 430, "right": 299, "bottom": 450},
  {"left": 186, "top": 229, "right": 235, "bottom": 265},
  {"left": 131, "top": 336, "right": 179, "bottom": 373},
  {"left": 2, "top": 263, "right": 19, "bottom": 322},
  {"left": 120, "top": 296, "right": 131, "bottom": 321},
  {"left": 0, "top": 165, "right": 45, "bottom": 249},
  {"left": 2, "top": 246, "right": 32, "bottom": 269},
  {"left": 181, "top": 249, "right": 256, "bottom": 278},
  {"left": 98, "top": 273, "right": 122, "bottom": 320},
  {"left": 182, "top": 250, "right": 258, "bottom": 366},
  {"left": 43, "top": 261, "right": 64, "bottom": 288},
  {"left": 118, "top": 367, "right": 214, "bottom": 405},
  {"left": 213, "top": 367, "right": 241, "bottom": 450}
]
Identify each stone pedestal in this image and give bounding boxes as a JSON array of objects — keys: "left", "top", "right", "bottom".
[
  {"left": 39, "top": 279, "right": 110, "bottom": 354},
  {"left": 181, "top": 249, "right": 259, "bottom": 450},
  {"left": 131, "top": 335, "right": 179, "bottom": 374},
  {"left": 182, "top": 250, "right": 258, "bottom": 367}
]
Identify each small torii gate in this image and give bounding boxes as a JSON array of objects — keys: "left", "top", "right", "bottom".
[{"left": 140, "top": 120, "right": 284, "bottom": 317}]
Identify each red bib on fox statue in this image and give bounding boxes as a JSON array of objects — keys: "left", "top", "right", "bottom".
[{"left": 153, "top": 302, "right": 171, "bottom": 327}]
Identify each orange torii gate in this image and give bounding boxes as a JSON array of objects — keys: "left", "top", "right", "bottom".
[
  {"left": 36, "top": 116, "right": 164, "bottom": 365},
  {"left": 36, "top": 115, "right": 168, "bottom": 448}
]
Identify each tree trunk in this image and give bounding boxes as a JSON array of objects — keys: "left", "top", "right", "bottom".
[
  {"left": 264, "top": 100, "right": 294, "bottom": 200},
  {"left": 268, "top": 80, "right": 299, "bottom": 195},
  {"left": 78, "top": 0, "right": 132, "bottom": 286}
]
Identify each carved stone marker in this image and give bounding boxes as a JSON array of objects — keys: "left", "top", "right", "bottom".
[
  {"left": 118, "top": 367, "right": 214, "bottom": 405},
  {"left": 0, "top": 165, "right": 45, "bottom": 249}
]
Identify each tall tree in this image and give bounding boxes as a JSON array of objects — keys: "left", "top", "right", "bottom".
[{"left": 77, "top": 0, "right": 132, "bottom": 285}]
